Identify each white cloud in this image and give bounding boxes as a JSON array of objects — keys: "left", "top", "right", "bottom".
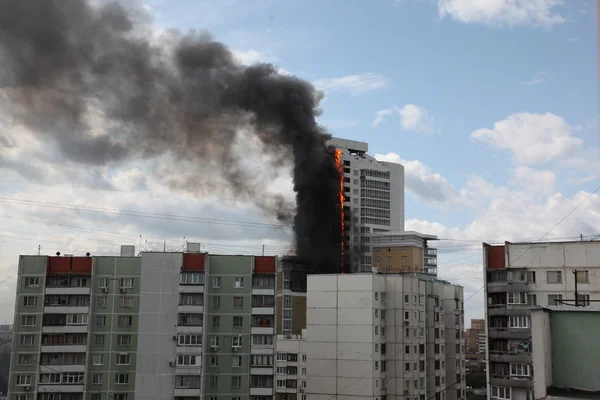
[
  {"left": 232, "top": 49, "right": 277, "bottom": 66},
  {"left": 470, "top": 112, "right": 582, "bottom": 165},
  {"left": 522, "top": 70, "right": 552, "bottom": 85},
  {"left": 372, "top": 104, "right": 437, "bottom": 134},
  {"left": 437, "top": 0, "right": 565, "bottom": 27},
  {"left": 509, "top": 166, "right": 556, "bottom": 195},
  {"left": 312, "top": 73, "right": 387, "bottom": 96},
  {"left": 375, "top": 153, "right": 464, "bottom": 205}
]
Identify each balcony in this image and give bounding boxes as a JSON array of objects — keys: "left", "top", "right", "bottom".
[
  {"left": 250, "top": 388, "right": 274, "bottom": 396},
  {"left": 38, "top": 385, "right": 85, "bottom": 393},
  {"left": 488, "top": 307, "right": 530, "bottom": 316},
  {"left": 179, "top": 285, "right": 204, "bottom": 294},
  {"left": 251, "top": 367, "right": 274, "bottom": 375},
  {"left": 252, "top": 275, "right": 275, "bottom": 295},
  {"left": 490, "top": 352, "right": 532, "bottom": 363},
  {"left": 42, "top": 325, "right": 88, "bottom": 334},
  {"left": 174, "top": 389, "right": 202, "bottom": 398},
  {"left": 178, "top": 305, "right": 204, "bottom": 314},
  {"left": 252, "top": 307, "right": 275, "bottom": 315},
  {"left": 490, "top": 376, "right": 533, "bottom": 388},
  {"left": 40, "top": 364, "right": 86, "bottom": 373},
  {"left": 488, "top": 328, "right": 530, "bottom": 340},
  {"left": 252, "top": 316, "right": 274, "bottom": 335}
]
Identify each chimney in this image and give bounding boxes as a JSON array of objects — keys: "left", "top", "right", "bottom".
[
  {"left": 120, "top": 245, "right": 135, "bottom": 257},
  {"left": 186, "top": 242, "right": 201, "bottom": 253}
]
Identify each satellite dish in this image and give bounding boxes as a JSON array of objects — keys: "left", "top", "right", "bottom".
[
  {"left": 86, "top": 252, "right": 91, "bottom": 257},
  {"left": 56, "top": 252, "right": 61, "bottom": 256}
]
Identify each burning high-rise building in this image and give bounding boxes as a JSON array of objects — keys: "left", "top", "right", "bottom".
[{"left": 327, "top": 137, "right": 405, "bottom": 273}]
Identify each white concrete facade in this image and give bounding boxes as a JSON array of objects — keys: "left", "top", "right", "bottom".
[
  {"left": 275, "top": 332, "right": 308, "bottom": 399},
  {"left": 305, "top": 273, "right": 464, "bottom": 400},
  {"left": 327, "top": 137, "right": 405, "bottom": 273}
]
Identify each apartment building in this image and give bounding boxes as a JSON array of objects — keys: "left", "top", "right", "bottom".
[
  {"left": 274, "top": 332, "right": 307, "bottom": 400},
  {"left": 327, "top": 137, "right": 405, "bottom": 273},
  {"left": 483, "top": 240, "right": 600, "bottom": 400},
  {"left": 304, "top": 273, "right": 465, "bottom": 400},
  {"left": 371, "top": 232, "right": 439, "bottom": 276},
  {"left": 465, "top": 319, "right": 485, "bottom": 354},
  {"left": 8, "top": 246, "right": 278, "bottom": 400},
  {"left": 275, "top": 257, "right": 308, "bottom": 337}
]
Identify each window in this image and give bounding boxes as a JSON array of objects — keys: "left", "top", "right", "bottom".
[
  {"left": 276, "top": 379, "right": 286, "bottom": 388},
  {"left": 38, "top": 373, "right": 60, "bottom": 384},
  {"left": 16, "top": 375, "right": 32, "bottom": 386},
  {"left": 178, "top": 334, "right": 202, "bottom": 346},
  {"left": 210, "top": 376, "right": 218, "bottom": 387},
  {"left": 509, "top": 315, "right": 529, "bottom": 328},
  {"left": 210, "top": 356, "right": 219, "bottom": 367},
  {"left": 252, "top": 355, "right": 273, "bottom": 366},
  {"left": 491, "top": 386, "right": 511, "bottom": 399},
  {"left": 576, "top": 270, "right": 589, "bottom": 283},
  {"left": 97, "top": 278, "right": 108, "bottom": 288},
  {"left": 96, "top": 316, "right": 106, "bottom": 326},
  {"left": 177, "top": 354, "right": 197, "bottom": 366},
  {"left": 212, "top": 277, "right": 221, "bottom": 288},
  {"left": 212, "top": 316, "right": 220, "bottom": 327},
  {"left": 92, "top": 374, "right": 103, "bottom": 384},
  {"left": 526, "top": 271, "right": 536, "bottom": 283},
  {"left": 115, "top": 374, "right": 129, "bottom": 384},
  {"left": 548, "top": 294, "right": 563, "bottom": 306},
  {"left": 232, "top": 356, "right": 242, "bottom": 367},
  {"left": 117, "top": 334, "right": 132, "bottom": 346},
  {"left": 252, "top": 335, "right": 273, "bottom": 346},
  {"left": 233, "top": 296, "right": 244, "bottom": 307},
  {"left": 176, "top": 375, "right": 201, "bottom": 389},
  {"left": 23, "top": 296, "right": 37, "bottom": 307},
  {"left": 507, "top": 292, "right": 526, "bottom": 304},
  {"left": 405, "top": 362, "right": 410, "bottom": 371},
  {"left": 231, "top": 376, "right": 242, "bottom": 387},
  {"left": 510, "top": 363, "right": 530, "bottom": 376},
  {"left": 20, "top": 335, "right": 34, "bottom": 345},
  {"left": 18, "top": 355, "right": 32, "bottom": 365},
  {"left": 66, "top": 314, "right": 87, "bottom": 325},
  {"left": 119, "top": 296, "right": 134, "bottom": 308},
  {"left": 387, "top": 256, "right": 392, "bottom": 263},
  {"left": 117, "top": 353, "right": 131, "bottom": 365},
  {"left": 118, "top": 315, "right": 133, "bottom": 326},
  {"left": 232, "top": 336, "right": 242, "bottom": 347},
  {"left": 24, "top": 277, "right": 39, "bottom": 287},
  {"left": 180, "top": 272, "right": 204, "bottom": 285},
  {"left": 234, "top": 277, "right": 244, "bottom": 288},
  {"left": 120, "top": 278, "right": 134, "bottom": 289},
  {"left": 92, "top": 354, "right": 104, "bottom": 365},
  {"left": 97, "top": 296, "right": 107, "bottom": 307},
  {"left": 115, "top": 395, "right": 129, "bottom": 400},
  {"left": 179, "top": 293, "right": 203, "bottom": 305},
  {"left": 547, "top": 271, "right": 562, "bottom": 284},
  {"left": 402, "top": 256, "right": 408, "bottom": 262},
  {"left": 577, "top": 294, "right": 591, "bottom": 306},
  {"left": 94, "top": 334, "right": 105, "bottom": 345},
  {"left": 62, "top": 372, "right": 85, "bottom": 384},
  {"left": 210, "top": 336, "right": 220, "bottom": 348},
  {"left": 21, "top": 315, "right": 36, "bottom": 326},
  {"left": 213, "top": 296, "right": 221, "bottom": 308},
  {"left": 527, "top": 294, "right": 537, "bottom": 306}
]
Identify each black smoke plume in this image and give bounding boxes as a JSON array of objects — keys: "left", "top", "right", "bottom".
[{"left": 0, "top": 0, "right": 347, "bottom": 273}]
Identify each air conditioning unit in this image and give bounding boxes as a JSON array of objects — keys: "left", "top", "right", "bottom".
[
  {"left": 120, "top": 288, "right": 127, "bottom": 293},
  {"left": 169, "top": 361, "right": 174, "bottom": 367},
  {"left": 232, "top": 347, "right": 239, "bottom": 352},
  {"left": 24, "top": 386, "right": 32, "bottom": 392},
  {"left": 299, "top": 388, "right": 304, "bottom": 393},
  {"left": 101, "top": 288, "right": 108, "bottom": 292},
  {"left": 172, "top": 335, "right": 178, "bottom": 341}
]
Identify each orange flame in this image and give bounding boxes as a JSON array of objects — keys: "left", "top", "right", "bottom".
[{"left": 334, "top": 149, "right": 344, "bottom": 274}]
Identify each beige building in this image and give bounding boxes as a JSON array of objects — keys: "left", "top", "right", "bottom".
[
  {"left": 371, "top": 231, "right": 438, "bottom": 276},
  {"left": 275, "top": 257, "right": 308, "bottom": 336}
]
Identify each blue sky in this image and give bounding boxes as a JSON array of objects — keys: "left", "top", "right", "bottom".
[{"left": 0, "top": 0, "right": 598, "bottom": 324}]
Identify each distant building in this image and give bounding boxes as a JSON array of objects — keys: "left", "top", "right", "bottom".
[
  {"left": 483, "top": 240, "right": 600, "bottom": 400},
  {"left": 304, "top": 273, "right": 466, "bottom": 400},
  {"left": 465, "top": 319, "right": 485, "bottom": 354},
  {"left": 274, "top": 331, "right": 307, "bottom": 400},
  {"left": 327, "top": 137, "right": 405, "bottom": 273},
  {"left": 370, "top": 231, "right": 439, "bottom": 276}
]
